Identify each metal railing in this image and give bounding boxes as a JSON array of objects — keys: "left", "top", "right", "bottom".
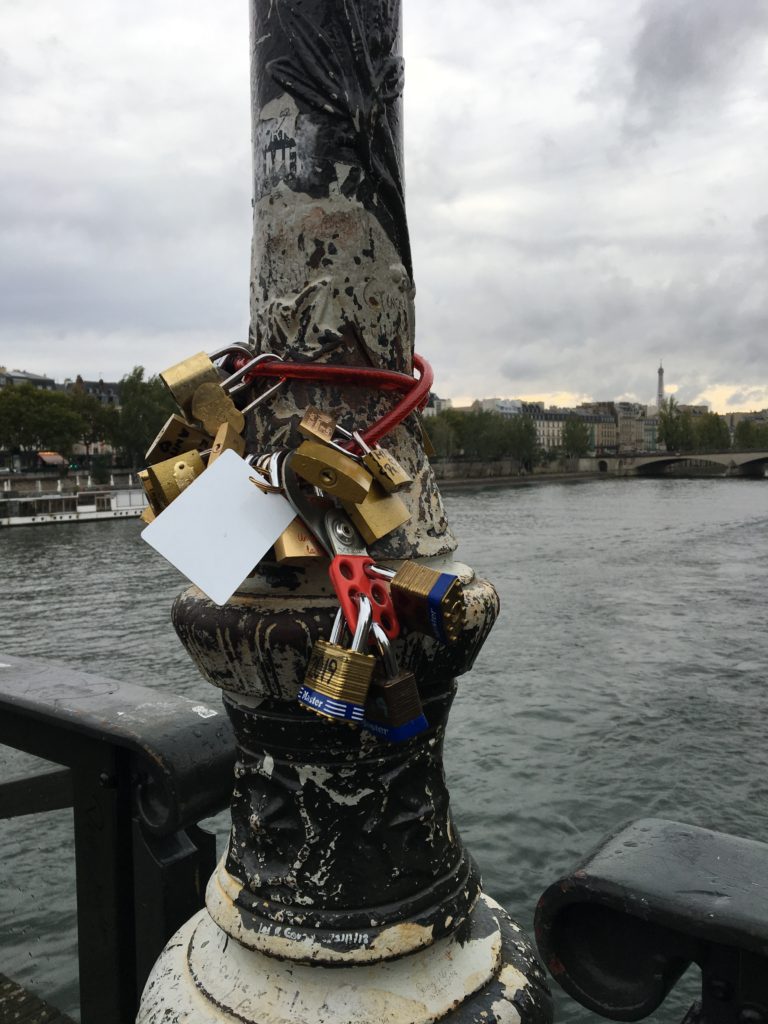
[{"left": 0, "top": 655, "right": 235, "bottom": 1022}]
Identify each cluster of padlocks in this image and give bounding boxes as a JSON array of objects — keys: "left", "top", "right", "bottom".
[{"left": 139, "top": 346, "right": 465, "bottom": 743}]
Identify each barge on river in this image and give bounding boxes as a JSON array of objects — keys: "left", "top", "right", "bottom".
[{"left": 0, "top": 489, "right": 148, "bottom": 527}]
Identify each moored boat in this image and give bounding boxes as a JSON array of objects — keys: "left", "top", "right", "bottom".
[{"left": 0, "top": 488, "right": 148, "bottom": 527}]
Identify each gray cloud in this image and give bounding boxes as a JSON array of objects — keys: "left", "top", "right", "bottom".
[
  {"left": 625, "top": 0, "right": 768, "bottom": 136},
  {"left": 1, "top": 0, "right": 767, "bottom": 412}
]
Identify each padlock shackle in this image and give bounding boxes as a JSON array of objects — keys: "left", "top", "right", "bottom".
[
  {"left": 222, "top": 353, "right": 284, "bottom": 393},
  {"left": 370, "top": 621, "right": 398, "bottom": 678},
  {"left": 329, "top": 607, "right": 346, "bottom": 646},
  {"left": 367, "top": 565, "right": 396, "bottom": 581},
  {"left": 240, "top": 376, "right": 289, "bottom": 415},
  {"left": 351, "top": 595, "right": 373, "bottom": 652},
  {"left": 209, "top": 343, "right": 253, "bottom": 363}
]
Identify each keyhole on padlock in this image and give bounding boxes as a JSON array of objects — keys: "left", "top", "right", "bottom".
[{"left": 320, "top": 468, "right": 338, "bottom": 486}]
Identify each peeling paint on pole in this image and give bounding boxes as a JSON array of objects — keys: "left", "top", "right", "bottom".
[
  {"left": 139, "top": 2, "right": 552, "bottom": 1021},
  {"left": 245, "top": 0, "right": 453, "bottom": 562},
  {"left": 139, "top": 895, "right": 551, "bottom": 1024}
]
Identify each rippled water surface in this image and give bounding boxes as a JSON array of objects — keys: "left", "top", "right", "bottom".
[{"left": 1, "top": 477, "right": 767, "bottom": 1021}]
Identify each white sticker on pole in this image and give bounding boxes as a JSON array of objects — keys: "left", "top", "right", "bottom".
[{"left": 141, "top": 449, "right": 295, "bottom": 606}]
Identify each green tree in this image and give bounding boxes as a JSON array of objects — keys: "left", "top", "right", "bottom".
[
  {"left": 427, "top": 414, "right": 458, "bottom": 459},
  {"left": 693, "top": 411, "right": 730, "bottom": 451},
  {"left": 511, "top": 416, "right": 538, "bottom": 470},
  {"left": 657, "top": 397, "right": 681, "bottom": 451},
  {"left": 678, "top": 410, "right": 696, "bottom": 452},
  {"left": 69, "top": 389, "right": 120, "bottom": 458},
  {"left": 427, "top": 410, "right": 538, "bottom": 469},
  {"left": 114, "top": 366, "right": 176, "bottom": 467},
  {"left": 562, "top": 415, "right": 591, "bottom": 457},
  {"left": 734, "top": 419, "right": 759, "bottom": 450},
  {"left": 0, "top": 385, "right": 82, "bottom": 459}
]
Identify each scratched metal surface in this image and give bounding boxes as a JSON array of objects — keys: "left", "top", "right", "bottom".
[{"left": 1, "top": 476, "right": 767, "bottom": 1021}]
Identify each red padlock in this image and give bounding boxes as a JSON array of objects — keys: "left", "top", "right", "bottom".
[{"left": 328, "top": 554, "right": 400, "bottom": 640}]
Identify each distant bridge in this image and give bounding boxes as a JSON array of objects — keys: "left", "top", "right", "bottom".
[{"left": 592, "top": 451, "right": 768, "bottom": 477}]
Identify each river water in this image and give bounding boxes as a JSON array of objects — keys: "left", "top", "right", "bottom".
[{"left": 1, "top": 476, "right": 767, "bottom": 1021}]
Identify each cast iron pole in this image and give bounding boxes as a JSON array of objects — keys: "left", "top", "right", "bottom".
[{"left": 137, "top": 3, "right": 552, "bottom": 1021}]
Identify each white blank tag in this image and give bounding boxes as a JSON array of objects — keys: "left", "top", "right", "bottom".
[{"left": 142, "top": 449, "right": 296, "bottom": 605}]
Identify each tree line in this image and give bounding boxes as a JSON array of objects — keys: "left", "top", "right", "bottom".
[
  {"left": 657, "top": 398, "right": 768, "bottom": 452},
  {"left": 0, "top": 368, "right": 175, "bottom": 469},
  {"left": 428, "top": 402, "right": 768, "bottom": 465}
]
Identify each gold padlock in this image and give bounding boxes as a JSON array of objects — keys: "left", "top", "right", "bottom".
[
  {"left": 388, "top": 561, "right": 466, "bottom": 644},
  {"left": 340, "top": 481, "right": 410, "bottom": 545},
  {"left": 352, "top": 431, "right": 412, "bottom": 493},
  {"left": 290, "top": 440, "right": 373, "bottom": 504},
  {"left": 145, "top": 449, "right": 206, "bottom": 510},
  {"left": 298, "top": 406, "right": 338, "bottom": 444},
  {"left": 145, "top": 414, "right": 212, "bottom": 466},
  {"left": 138, "top": 469, "right": 163, "bottom": 517},
  {"left": 160, "top": 352, "right": 220, "bottom": 416},
  {"left": 208, "top": 421, "right": 246, "bottom": 465},
  {"left": 298, "top": 602, "right": 376, "bottom": 723},
  {"left": 273, "top": 517, "right": 324, "bottom": 563},
  {"left": 191, "top": 382, "right": 245, "bottom": 436},
  {"left": 140, "top": 506, "right": 156, "bottom": 525}
]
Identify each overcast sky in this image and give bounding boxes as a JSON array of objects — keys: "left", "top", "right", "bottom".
[{"left": 1, "top": 0, "right": 766, "bottom": 412}]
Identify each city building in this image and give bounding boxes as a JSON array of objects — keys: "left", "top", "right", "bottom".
[
  {"left": 65, "top": 376, "right": 121, "bottom": 405},
  {"left": 0, "top": 367, "right": 56, "bottom": 390},
  {"left": 471, "top": 398, "right": 523, "bottom": 417},
  {"left": 422, "top": 393, "right": 453, "bottom": 418}
]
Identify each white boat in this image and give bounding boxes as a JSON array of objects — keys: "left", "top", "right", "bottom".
[{"left": 0, "top": 489, "right": 148, "bottom": 527}]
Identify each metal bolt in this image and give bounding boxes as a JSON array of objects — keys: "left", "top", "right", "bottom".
[{"left": 333, "top": 519, "right": 354, "bottom": 543}]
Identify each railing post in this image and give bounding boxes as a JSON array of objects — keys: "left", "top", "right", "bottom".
[{"left": 137, "top": 3, "right": 552, "bottom": 1022}]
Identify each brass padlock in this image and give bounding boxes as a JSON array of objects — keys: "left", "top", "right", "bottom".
[
  {"left": 298, "top": 406, "right": 338, "bottom": 444},
  {"left": 145, "top": 414, "right": 212, "bottom": 466},
  {"left": 384, "top": 561, "right": 465, "bottom": 644},
  {"left": 138, "top": 469, "right": 163, "bottom": 517},
  {"left": 160, "top": 352, "right": 220, "bottom": 416},
  {"left": 190, "top": 381, "right": 245, "bottom": 436},
  {"left": 145, "top": 449, "right": 206, "bottom": 510},
  {"left": 362, "top": 622, "right": 427, "bottom": 742},
  {"left": 353, "top": 430, "right": 412, "bottom": 493},
  {"left": 208, "top": 421, "right": 246, "bottom": 465},
  {"left": 298, "top": 599, "right": 376, "bottom": 724},
  {"left": 340, "top": 481, "right": 410, "bottom": 545},
  {"left": 273, "top": 516, "right": 324, "bottom": 563},
  {"left": 290, "top": 440, "right": 373, "bottom": 504}
]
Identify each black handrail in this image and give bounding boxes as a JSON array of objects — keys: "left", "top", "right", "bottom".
[{"left": 0, "top": 655, "right": 236, "bottom": 1023}]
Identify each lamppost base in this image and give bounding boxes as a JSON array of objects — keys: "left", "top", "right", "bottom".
[{"left": 137, "top": 893, "right": 552, "bottom": 1023}]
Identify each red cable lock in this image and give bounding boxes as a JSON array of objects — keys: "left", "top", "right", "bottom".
[
  {"left": 328, "top": 555, "right": 400, "bottom": 641},
  {"left": 225, "top": 352, "right": 434, "bottom": 448}
]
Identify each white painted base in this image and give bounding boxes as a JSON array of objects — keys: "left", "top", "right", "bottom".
[{"left": 137, "top": 894, "right": 530, "bottom": 1024}]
